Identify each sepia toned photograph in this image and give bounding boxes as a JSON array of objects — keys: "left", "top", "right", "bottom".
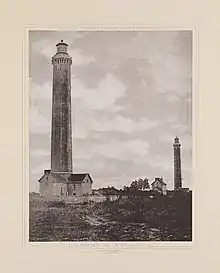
[{"left": 29, "top": 30, "right": 192, "bottom": 242}]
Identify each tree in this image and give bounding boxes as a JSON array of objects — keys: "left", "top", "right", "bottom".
[
  {"left": 130, "top": 180, "right": 138, "bottom": 190},
  {"left": 130, "top": 178, "right": 149, "bottom": 191},
  {"left": 142, "top": 178, "right": 150, "bottom": 190},
  {"left": 137, "top": 178, "right": 144, "bottom": 190}
]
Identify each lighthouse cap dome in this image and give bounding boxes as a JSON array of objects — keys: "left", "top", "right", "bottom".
[
  {"left": 56, "top": 39, "right": 68, "bottom": 47},
  {"left": 174, "top": 136, "right": 180, "bottom": 144}
]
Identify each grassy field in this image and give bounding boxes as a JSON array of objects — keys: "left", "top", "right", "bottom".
[{"left": 29, "top": 192, "right": 192, "bottom": 241}]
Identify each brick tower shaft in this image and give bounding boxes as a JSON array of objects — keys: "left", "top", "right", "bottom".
[
  {"left": 173, "top": 137, "right": 182, "bottom": 190},
  {"left": 51, "top": 40, "right": 72, "bottom": 173}
]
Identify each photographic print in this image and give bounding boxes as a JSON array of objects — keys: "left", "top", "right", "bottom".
[{"left": 29, "top": 30, "right": 192, "bottom": 242}]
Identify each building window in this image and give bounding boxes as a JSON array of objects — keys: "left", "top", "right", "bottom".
[
  {"left": 72, "top": 193, "right": 76, "bottom": 196},
  {"left": 61, "top": 187, "right": 64, "bottom": 196},
  {"left": 73, "top": 184, "right": 76, "bottom": 190}
]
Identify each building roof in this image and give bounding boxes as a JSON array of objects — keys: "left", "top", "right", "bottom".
[
  {"left": 38, "top": 172, "right": 68, "bottom": 183},
  {"left": 68, "top": 173, "right": 87, "bottom": 181},
  {"left": 38, "top": 171, "right": 93, "bottom": 184},
  {"left": 151, "top": 178, "right": 167, "bottom": 185},
  {"left": 68, "top": 173, "right": 93, "bottom": 183}
]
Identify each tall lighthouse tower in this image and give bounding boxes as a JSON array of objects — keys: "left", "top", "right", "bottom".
[
  {"left": 38, "top": 41, "right": 93, "bottom": 198},
  {"left": 173, "top": 136, "right": 182, "bottom": 190},
  {"left": 51, "top": 40, "right": 73, "bottom": 173}
]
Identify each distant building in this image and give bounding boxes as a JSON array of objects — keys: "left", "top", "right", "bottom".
[
  {"left": 38, "top": 41, "right": 93, "bottom": 197},
  {"left": 151, "top": 177, "right": 167, "bottom": 195},
  {"left": 39, "top": 170, "right": 93, "bottom": 197}
]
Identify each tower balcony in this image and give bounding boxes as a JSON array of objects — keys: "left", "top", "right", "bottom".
[{"left": 52, "top": 55, "right": 72, "bottom": 65}]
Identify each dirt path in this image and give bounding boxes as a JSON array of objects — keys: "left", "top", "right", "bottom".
[{"left": 83, "top": 215, "right": 103, "bottom": 226}]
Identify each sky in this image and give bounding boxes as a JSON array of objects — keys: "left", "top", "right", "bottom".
[{"left": 29, "top": 30, "right": 192, "bottom": 192}]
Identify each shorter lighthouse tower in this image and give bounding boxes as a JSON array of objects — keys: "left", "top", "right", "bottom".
[{"left": 173, "top": 136, "right": 182, "bottom": 190}]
